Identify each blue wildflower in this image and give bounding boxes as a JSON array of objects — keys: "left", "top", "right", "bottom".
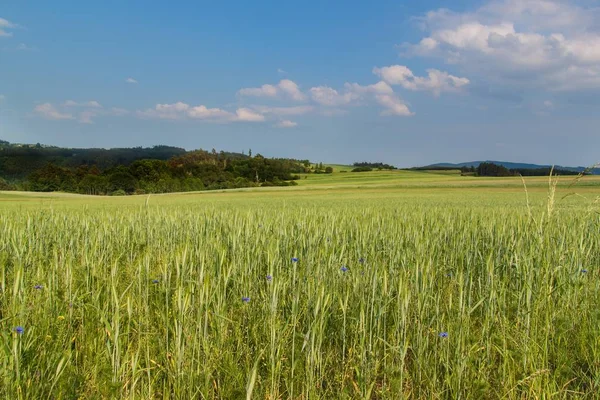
[
  {"left": 15, "top": 326, "right": 24, "bottom": 335},
  {"left": 242, "top": 297, "right": 250, "bottom": 303},
  {"left": 581, "top": 269, "right": 588, "bottom": 273},
  {"left": 438, "top": 332, "right": 448, "bottom": 338},
  {"left": 34, "top": 284, "right": 43, "bottom": 290},
  {"left": 341, "top": 266, "right": 348, "bottom": 272},
  {"left": 266, "top": 275, "right": 272, "bottom": 281},
  {"left": 359, "top": 257, "right": 365, "bottom": 264},
  {"left": 291, "top": 257, "right": 298, "bottom": 263},
  {"left": 152, "top": 279, "right": 159, "bottom": 284}
]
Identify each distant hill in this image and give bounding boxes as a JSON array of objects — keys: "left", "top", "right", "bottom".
[{"left": 421, "top": 161, "right": 600, "bottom": 175}]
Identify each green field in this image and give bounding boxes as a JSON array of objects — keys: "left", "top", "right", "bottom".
[{"left": 1, "top": 170, "right": 599, "bottom": 398}]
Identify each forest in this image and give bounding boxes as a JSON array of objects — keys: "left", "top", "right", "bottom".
[{"left": 0, "top": 141, "right": 308, "bottom": 195}]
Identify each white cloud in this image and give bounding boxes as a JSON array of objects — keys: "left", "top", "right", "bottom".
[
  {"left": 375, "top": 94, "right": 414, "bottom": 116},
  {"left": 34, "top": 101, "right": 129, "bottom": 123},
  {"left": 188, "top": 105, "right": 232, "bottom": 120},
  {"left": 138, "top": 102, "right": 265, "bottom": 123},
  {"left": 235, "top": 108, "right": 266, "bottom": 122},
  {"left": 405, "top": 0, "right": 600, "bottom": 90},
  {"left": 239, "top": 79, "right": 307, "bottom": 101},
  {"left": 309, "top": 86, "right": 358, "bottom": 106},
  {"left": 34, "top": 103, "right": 75, "bottom": 121},
  {"left": 309, "top": 81, "right": 413, "bottom": 116},
  {"left": 373, "top": 65, "right": 469, "bottom": 96},
  {"left": 240, "top": 84, "right": 278, "bottom": 98},
  {"left": 251, "top": 105, "right": 314, "bottom": 116},
  {"left": 277, "top": 68, "right": 287, "bottom": 74},
  {"left": 64, "top": 100, "right": 103, "bottom": 108},
  {"left": 278, "top": 79, "right": 306, "bottom": 101},
  {"left": 0, "top": 17, "right": 16, "bottom": 37},
  {"left": 126, "top": 77, "right": 138, "bottom": 84},
  {"left": 344, "top": 81, "right": 394, "bottom": 95},
  {"left": 275, "top": 120, "right": 297, "bottom": 128}
]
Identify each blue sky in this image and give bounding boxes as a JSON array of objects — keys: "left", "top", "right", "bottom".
[{"left": 1, "top": 0, "right": 599, "bottom": 167}]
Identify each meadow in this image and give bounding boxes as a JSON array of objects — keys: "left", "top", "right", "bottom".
[{"left": 1, "top": 170, "right": 599, "bottom": 399}]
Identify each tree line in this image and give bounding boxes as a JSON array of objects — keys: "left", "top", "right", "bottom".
[
  {"left": 353, "top": 162, "right": 397, "bottom": 170},
  {"left": 464, "top": 163, "right": 581, "bottom": 177},
  {"left": 0, "top": 141, "right": 305, "bottom": 195}
]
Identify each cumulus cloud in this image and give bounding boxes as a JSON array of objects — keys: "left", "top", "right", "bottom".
[
  {"left": 251, "top": 105, "right": 315, "bottom": 116},
  {"left": 405, "top": 0, "right": 600, "bottom": 90},
  {"left": 126, "top": 77, "right": 138, "bottom": 84},
  {"left": 34, "top": 101, "right": 130, "bottom": 123},
  {"left": 375, "top": 94, "right": 414, "bottom": 116},
  {"left": 239, "top": 79, "right": 307, "bottom": 101},
  {"left": 240, "top": 68, "right": 456, "bottom": 116},
  {"left": 373, "top": 65, "right": 469, "bottom": 96},
  {"left": 34, "top": 103, "right": 75, "bottom": 120},
  {"left": 309, "top": 80, "right": 413, "bottom": 116},
  {"left": 309, "top": 86, "right": 358, "bottom": 106},
  {"left": 344, "top": 81, "right": 394, "bottom": 95},
  {"left": 138, "top": 102, "right": 266, "bottom": 123},
  {"left": 235, "top": 108, "right": 265, "bottom": 122},
  {"left": 0, "top": 17, "right": 17, "bottom": 37},
  {"left": 275, "top": 120, "right": 297, "bottom": 128},
  {"left": 64, "top": 100, "right": 103, "bottom": 108}
]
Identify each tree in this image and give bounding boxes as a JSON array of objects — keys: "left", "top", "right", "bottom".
[
  {"left": 106, "top": 168, "right": 138, "bottom": 193},
  {"left": 477, "top": 162, "right": 512, "bottom": 177}
]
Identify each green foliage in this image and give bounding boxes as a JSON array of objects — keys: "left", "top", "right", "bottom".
[
  {"left": 0, "top": 142, "right": 186, "bottom": 181},
  {"left": 351, "top": 166, "right": 373, "bottom": 172},
  {"left": 0, "top": 177, "right": 14, "bottom": 190},
  {"left": 477, "top": 162, "right": 512, "bottom": 177},
  {"left": 0, "top": 141, "right": 305, "bottom": 195},
  {"left": 353, "top": 161, "right": 396, "bottom": 170},
  {"left": 476, "top": 163, "right": 581, "bottom": 177}
]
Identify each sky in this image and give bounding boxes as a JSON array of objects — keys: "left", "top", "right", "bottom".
[{"left": 1, "top": 0, "right": 600, "bottom": 167}]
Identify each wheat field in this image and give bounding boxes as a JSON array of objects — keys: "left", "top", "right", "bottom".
[{"left": 1, "top": 174, "right": 599, "bottom": 398}]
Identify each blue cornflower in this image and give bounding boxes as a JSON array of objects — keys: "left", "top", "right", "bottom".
[
  {"left": 15, "top": 326, "right": 24, "bottom": 335},
  {"left": 359, "top": 257, "right": 365, "bottom": 264},
  {"left": 291, "top": 257, "right": 298, "bottom": 263},
  {"left": 341, "top": 266, "right": 348, "bottom": 272},
  {"left": 581, "top": 269, "right": 588, "bottom": 273},
  {"left": 446, "top": 272, "right": 453, "bottom": 278},
  {"left": 266, "top": 275, "right": 272, "bottom": 281},
  {"left": 34, "top": 285, "right": 43, "bottom": 290},
  {"left": 152, "top": 279, "right": 159, "bottom": 284},
  {"left": 242, "top": 297, "right": 250, "bottom": 303},
  {"left": 438, "top": 332, "right": 448, "bottom": 338}
]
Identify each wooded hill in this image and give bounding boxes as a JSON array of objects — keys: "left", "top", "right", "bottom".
[{"left": 0, "top": 140, "right": 309, "bottom": 195}]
